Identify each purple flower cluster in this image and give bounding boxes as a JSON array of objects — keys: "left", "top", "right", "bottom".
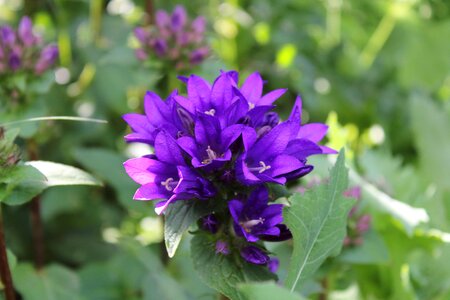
[
  {"left": 123, "top": 71, "right": 335, "bottom": 268},
  {"left": 134, "top": 5, "right": 208, "bottom": 70},
  {"left": 0, "top": 16, "right": 58, "bottom": 76}
]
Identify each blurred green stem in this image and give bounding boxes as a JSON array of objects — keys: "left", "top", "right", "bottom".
[
  {"left": 359, "top": 5, "right": 398, "bottom": 69},
  {"left": 90, "top": 0, "right": 104, "bottom": 45},
  {"left": 0, "top": 205, "right": 16, "bottom": 300},
  {"left": 325, "top": 0, "right": 342, "bottom": 48}
]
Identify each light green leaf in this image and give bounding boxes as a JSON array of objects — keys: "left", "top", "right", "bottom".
[
  {"left": 164, "top": 200, "right": 213, "bottom": 258},
  {"left": 410, "top": 96, "right": 450, "bottom": 191},
  {"left": 239, "top": 282, "right": 306, "bottom": 300},
  {"left": 339, "top": 230, "right": 389, "bottom": 264},
  {"left": 25, "top": 161, "right": 102, "bottom": 187},
  {"left": 191, "top": 234, "right": 276, "bottom": 300},
  {"left": 13, "top": 263, "right": 81, "bottom": 300},
  {"left": 284, "top": 150, "right": 353, "bottom": 291}
]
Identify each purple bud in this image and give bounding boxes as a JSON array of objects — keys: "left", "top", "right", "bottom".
[
  {"left": 34, "top": 44, "right": 58, "bottom": 74},
  {"left": 171, "top": 5, "right": 187, "bottom": 31},
  {"left": 155, "top": 10, "right": 170, "bottom": 28},
  {"left": 267, "top": 257, "right": 279, "bottom": 273},
  {"left": 240, "top": 246, "right": 269, "bottom": 265},
  {"left": 191, "top": 16, "right": 206, "bottom": 34},
  {"left": 153, "top": 39, "right": 167, "bottom": 56},
  {"left": 135, "top": 48, "right": 148, "bottom": 61},
  {"left": 189, "top": 47, "right": 208, "bottom": 64},
  {"left": 215, "top": 240, "right": 230, "bottom": 255},
  {"left": 18, "top": 16, "right": 35, "bottom": 46},
  {"left": 134, "top": 27, "right": 149, "bottom": 44},
  {"left": 8, "top": 52, "right": 21, "bottom": 71},
  {"left": 356, "top": 215, "right": 371, "bottom": 233},
  {"left": 202, "top": 214, "right": 219, "bottom": 234},
  {"left": 0, "top": 26, "right": 15, "bottom": 45},
  {"left": 344, "top": 186, "right": 361, "bottom": 200}
]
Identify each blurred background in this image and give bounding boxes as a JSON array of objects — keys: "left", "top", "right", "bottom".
[{"left": 1, "top": 0, "right": 450, "bottom": 299}]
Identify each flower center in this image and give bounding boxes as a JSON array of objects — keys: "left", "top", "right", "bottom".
[
  {"left": 202, "top": 146, "right": 221, "bottom": 164},
  {"left": 249, "top": 161, "right": 271, "bottom": 174},
  {"left": 204, "top": 109, "right": 216, "bottom": 116},
  {"left": 161, "top": 177, "right": 177, "bottom": 191},
  {"left": 240, "top": 218, "right": 265, "bottom": 233}
]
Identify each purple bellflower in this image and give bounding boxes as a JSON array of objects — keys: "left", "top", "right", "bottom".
[
  {"left": 123, "top": 70, "right": 336, "bottom": 268},
  {"left": 134, "top": 5, "right": 208, "bottom": 70},
  {"left": 229, "top": 187, "right": 283, "bottom": 242}
]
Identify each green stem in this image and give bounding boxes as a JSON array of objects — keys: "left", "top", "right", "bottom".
[
  {"left": 0, "top": 205, "right": 16, "bottom": 300},
  {"left": 359, "top": 5, "right": 398, "bottom": 69},
  {"left": 90, "top": 0, "right": 104, "bottom": 45}
]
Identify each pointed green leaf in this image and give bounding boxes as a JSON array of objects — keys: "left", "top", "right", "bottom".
[
  {"left": 26, "top": 161, "right": 102, "bottom": 187},
  {"left": 164, "top": 200, "right": 213, "bottom": 258},
  {"left": 284, "top": 150, "right": 353, "bottom": 291},
  {"left": 191, "top": 234, "right": 276, "bottom": 300}
]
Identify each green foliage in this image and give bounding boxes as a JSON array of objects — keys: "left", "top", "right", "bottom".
[
  {"left": 13, "top": 264, "right": 81, "bottom": 300},
  {"left": 284, "top": 150, "right": 353, "bottom": 291},
  {"left": 239, "top": 282, "right": 306, "bottom": 300},
  {"left": 191, "top": 234, "right": 276, "bottom": 300}
]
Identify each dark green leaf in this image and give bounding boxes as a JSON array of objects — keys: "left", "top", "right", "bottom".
[
  {"left": 164, "top": 200, "right": 213, "bottom": 258},
  {"left": 191, "top": 234, "right": 276, "bottom": 300}
]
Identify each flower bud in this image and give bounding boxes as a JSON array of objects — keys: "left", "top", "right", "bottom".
[
  {"left": 18, "top": 16, "right": 35, "bottom": 46},
  {"left": 34, "top": 44, "right": 58, "bottom": 74}
]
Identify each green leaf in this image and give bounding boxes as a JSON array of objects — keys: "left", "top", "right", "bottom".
[
  {"left": 191, "top": 234, "right": 276, "bottom": 300},
  {"left": 410, "top": 96, "right": 450, "bottom": 191},
  {"left": 0, "top": 165, "right": 47, "bottom": 205},
  {"left": 164, "top": 200, "right": 213, "bottom": 258},
  {"left": 25, "top": 161, "right": 102, "bottom": 187},
  {"left": 239, "top": 282, "right": 306, "bottom": 300},
  {"left": 338, "top": 230, "right": 389, "bottom": 264},
  {"left": 13, "top": 263, "right": 81, "bottom": 300},
  {"left": 284, "top": 150, "right": 353, "bottom": 291}
]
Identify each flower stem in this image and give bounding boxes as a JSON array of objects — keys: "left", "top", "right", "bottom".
[
  {"left": 30, "top": 196, "right": 45, "bottom": 270},
  {"left": 27, "top": 140, "right": 45, "bottom": 270},
  {"left": 319, "top": 277, "right": 328, "bottom": 300},
  {"left": 0, "top": 205, "right": 16, "bottom": 300}
]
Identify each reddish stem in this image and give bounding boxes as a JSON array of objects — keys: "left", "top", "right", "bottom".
[
  {"left": 145, "top": 0, "right": 155, "bottom": 25},
  {"left": 27, "top": 140, "right": 45, "bottom": 269},
  {"left": 0, "top": 205, "right": 16, "bottom": 300}
]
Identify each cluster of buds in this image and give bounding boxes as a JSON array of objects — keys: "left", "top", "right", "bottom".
[
  {"left": 134, "top": 5, "right": 208, "bottom": 70},
  {"left": 0, "top": 127, "right": 20, "bottom": 168},
  {"left": 0, "top": 16, "right": 58, "bottom": 76},
  {"left": 343, "top": 187, "right": 371, "bottom": 247},
  {"left": 123, "top": 71, "right": 335, "bottom": 270}
]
